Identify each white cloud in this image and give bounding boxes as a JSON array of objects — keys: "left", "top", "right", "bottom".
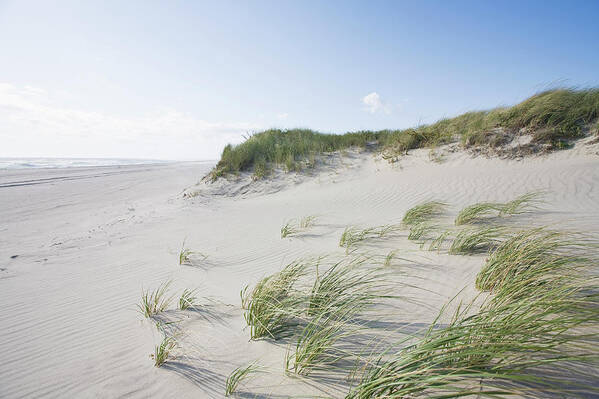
[
  {"left": 277, "top": 113, "right": 289, "bottom": 120},
  {"left": 0, "top": 83, "right": 260, "bottom": 160},
  {"left": 361, "top": 92, "right": 391, "bottom": 114}
]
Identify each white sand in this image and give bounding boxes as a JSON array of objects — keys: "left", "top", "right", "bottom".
[{"left": 1, "top": 143, "right": 598, "bottom": 398}]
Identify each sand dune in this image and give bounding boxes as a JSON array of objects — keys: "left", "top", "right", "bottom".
[{"left": 1, "top": 144, "right": 598, "bottom": 398}]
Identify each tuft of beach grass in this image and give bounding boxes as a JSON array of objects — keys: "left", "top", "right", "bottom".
[
  {"left": 137, "top": 280, "right": 174, "bottom": 318},
  {"left": 225, "top": 362, "right": 261, "bottom": 396},
  {"left": 152, "top": 335, "right": 176, "bottom": 367},
  {"left": 455, "top": 191, "right": 544, "bottom": 225},
  {"left": 448, "top": 226, "right": 507, "bottom": 255},
  {"left": 339, "top": 225, "right": 399, "bottom": 252},
  {"left": 243, "top": 261, "right": 308, "bottom": 340},
  {"left": 402, "top": 201, "right": 446, "bottom": 226},
  {"left": 178, "top": 288, "right": 199, "bottom": 310},
  {"left": 407, "top": 222, "right": 436, "bottom": 241},
  {"left": 281, "top": 215, "right": 317, "bottom": 238},
  {"left": 475, "top": 227, "right": 588, "bottom": 292},
  {"left": 455, "top": 202, "right": 503, "bottom": 225}
]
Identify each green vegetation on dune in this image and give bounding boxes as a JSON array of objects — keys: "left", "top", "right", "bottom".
[
  {"left": 212, "top": 129, "right": 385, "bottom": 179},
  {"left": 210, "top": 88, "right": 599, "bottom": 179},
  {"left": 347, "top": 228, "right": 598, "bottom": 398}
]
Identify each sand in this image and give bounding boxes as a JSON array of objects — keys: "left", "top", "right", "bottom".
[{"left": 1, "top": 142, "right": 598, "bottom": 398}]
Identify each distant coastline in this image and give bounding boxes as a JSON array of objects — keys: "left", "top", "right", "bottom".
[{"left": 0, "top": 157, "right": 186, "bottom": 170}]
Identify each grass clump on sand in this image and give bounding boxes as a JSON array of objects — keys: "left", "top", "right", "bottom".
[
  {"left": 280, "top": 220, "right": 298, "bottom": 238},
  {"left": 475, "top": 228, "right": 588, "bottom": 292},
  {"left": 281, "top": 215, "right": 317, "bottom": 238},
  {"left": 500, "top": 191, "right": 543, "bottom": 215},
  {"left": 347, "top": 245, "right": 598, "bottom": 398},
  {"left": 243, "top": 261, "right": 308, "bottom": 340},
  {"left": 178, "top": 239, "right": 207, "bottom": 265},
  {"left": 427, "top": 229, "right": 453, "bottom": 252},
  {"left": 455, "top": 191, "right": 543, "bottom": 225},
  {"left": 407, "top": 222, "right": 437, "bottom": 241},
  {"left": 455, "top": 202, "right": 503, "bottom": 225},
  {"left": 179, "top": 243, "right": 192, "bottom": 265},
  {"left": 178, "top": 288, "right": 199, "bottom": 310},
  {"left": 339, "top": 225, "right": 399, "bottom": 251},
  {"left": 307, "top": 257, "right": 384, "bottom": 317},
  {"left": 402, "top": 201, "right": 446, "bottom": 226},
  {"left": 209, "top": 89, "right": 599, "bottom": 179},
  {"left": 288, "top": 257, "right": 389, "bottom": 375},
  {"left": 383, "top": 250, "right": 398, "bottom": 267},
  {"left": 287, "top": 304, "right": 358, "bottom": 376},
  {"left": 448, "top": 226, "right": 506, "bottom": 255},
  {"left": 346, "top": 223, "right": 599, "bottom": 399},
  {"left": 225, "top": 362, "right": 262, "bottom": 396},
  {"left": 137, "top": 280, "right": 174, "bottom": 318},
  {"left": 152, "top": 335, "right": 177, "bottom": 367}
]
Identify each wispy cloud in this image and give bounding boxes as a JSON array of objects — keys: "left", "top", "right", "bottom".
[
  {"left": 362, "top": 92, "right": 392, "bottom": 114},
  {"left": 277, "top": 112, "right": 289, "bottom": 120},
  {"left": 0, "top": 83, "right": 260, "bottom": 160}
]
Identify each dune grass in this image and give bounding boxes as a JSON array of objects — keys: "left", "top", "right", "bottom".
[
  {"left": 339, "top": 225, "right": 399, "bottom": 251},
  {"left": 243, "top": 261, "right": 308, "bottom": 340},
  {"left": 178, "top": 288, "right": 199, "bottom": 310},
  {"left": 455, "top": 202, "right": 503, "bottom": 225},
  {"left": 347, "top": 241, "right": 598, "bottom": 398},
  {"left": 281, "top": 215, "right": 318, "bottom": 238},
  {"left": 383, "top": 250, "right": 398, "bottom": 267},
  {"left": 402, "top": 201, "right": 446, "bottom": 226},
  {"left": 500, "top": 191, "right": 543, "bottom": 216},
  {"left": 178, "top": 240, "right": 207, "bottom": 265},
  {"left": 299, "top": 215, "right": 317, "bottom": 229},
  {"left": 287, "top": 303, "right": 358, "bottom": 376},
  {"left": 346, "top": 222, "right": 598, "bottom": 398},
  {"left": 179, "top": 244, "right": 193, "bottom": 265},
  {"left": 152, "top": 335, "right": 177, "bottom": 367},
  {"left": 307, "top": 257, "right": 384, "bottom": 317},
  {"left": 456, "top": 192, "right": 543, "bottom": 225},
  {"left": 448, "top": 226, "right": 507, "bottom": 255},
  {"left": 137, "top": 280, "right": 174, "bottom": 318},
  {"left": 225, "top": 362, "right": 261, "bottom": 396},
  {"left": 407, "top": 222, "right": 437, "bottom": 241},
  {"left": 428, "top": 229, "right": 452, "bottom": 252},
  {"left": 475, "top": 228, "right": 589, "bottom": 292},
  {"left": 209, "top": 89, "right": 599, "bottom": 179},
  {"left": 280, "top": 220, "right": 298, "bottom": 238}
]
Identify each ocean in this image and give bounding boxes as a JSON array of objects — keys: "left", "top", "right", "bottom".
[{"left": 0, "top": 157, "right": 172, "bottom": 170}]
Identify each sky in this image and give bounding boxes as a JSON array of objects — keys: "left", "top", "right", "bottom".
[{"left": 1, "top": 1, "right": 598, "bottom": 160}]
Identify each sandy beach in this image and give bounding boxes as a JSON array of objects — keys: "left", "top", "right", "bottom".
[{"left": 1, "top": 143, "right": 598, "bottom": 398}]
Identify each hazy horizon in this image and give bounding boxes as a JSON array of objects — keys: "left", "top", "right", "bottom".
[{"left": 1, "top": 1, "right": 598, "bottom": 160}]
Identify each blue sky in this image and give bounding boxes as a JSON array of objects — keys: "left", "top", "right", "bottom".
[{"left": 1, "top": 0, "right": 598, "bottom": 160}]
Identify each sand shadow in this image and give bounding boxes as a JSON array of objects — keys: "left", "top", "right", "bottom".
[{"left": 163, "top": 358, "right": 227, "bottom": 397}]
